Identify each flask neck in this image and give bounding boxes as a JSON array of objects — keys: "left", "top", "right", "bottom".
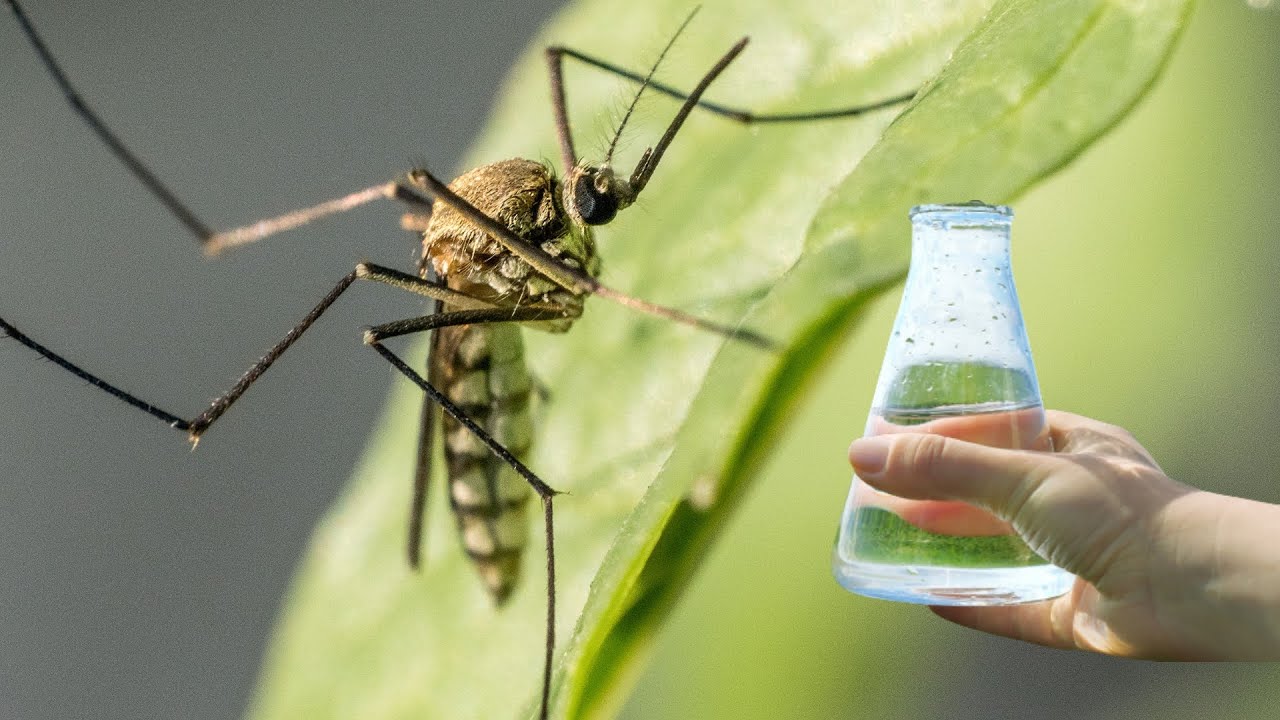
[
  {"left": 905, "top": 216, "right": 1014, "bottom": 299},
  {"left": 878, "top": 206, "right": 1035, "bottom": 390}
]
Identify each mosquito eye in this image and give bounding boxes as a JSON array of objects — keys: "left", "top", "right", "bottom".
[{"left": 574, "top": 180, "right": 618, "bottom": 226}]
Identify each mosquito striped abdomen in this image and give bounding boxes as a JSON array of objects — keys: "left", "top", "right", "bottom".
[
  {"left": 420, "top": 158, "right": 595, "bottom": 602},
  {"left": 436, "top": 322, "right": 534, "bottom": 602}
]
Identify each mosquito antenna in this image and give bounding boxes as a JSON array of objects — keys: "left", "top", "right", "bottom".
[{"left": 603, "top": 6, "right": 701, "bottom": 164}]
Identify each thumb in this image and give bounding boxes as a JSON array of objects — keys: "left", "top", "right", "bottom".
[{"left": 849, "top": 433, "right": 1056, "bottom": 520}]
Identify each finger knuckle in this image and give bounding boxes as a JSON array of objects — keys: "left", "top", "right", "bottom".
[{"left": 902, "top": 433, "right": 950, "bottom": 474}]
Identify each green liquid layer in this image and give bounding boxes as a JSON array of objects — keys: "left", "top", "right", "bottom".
[
  {"left": 849, "top": 507, "right": 1049, "bottom": 568},
  {"left": 881, "top": 361, "right": 1040, "bottom": 420}
]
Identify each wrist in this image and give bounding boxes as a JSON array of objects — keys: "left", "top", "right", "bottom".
[{"left": 1152, "top": 490, "right": 1280, "bottom": 659}]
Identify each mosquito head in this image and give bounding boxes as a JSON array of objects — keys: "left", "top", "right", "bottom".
[{"left": 563, "top": 164, "right": 635, "bottom": 227}]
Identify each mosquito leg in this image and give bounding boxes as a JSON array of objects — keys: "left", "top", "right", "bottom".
[
  {"left": 355, "top": 263, "right": 506, "bottom": 312},
  {"left": 370, "top": 340, "right": 559, "bottom": 720},
  {"left": 409, "top": 369, "right": 437, "bottom": 570},
  {"left": 189, "top": 265, "right": 558, "bottom": 439},
  {"left": 7, "top": 287, "right": 570, "bottom": 716},
  {"left": 546, "top": 26, "right": 578, "bottom": 172},
  {"left": 546, "top": 45, "right": 915, "bottom": 127},
  {"left": 546, "top": 8, "right": 702, "bottom": 173},
  {"left": 397, "top": 303, "right": 574, "bottom": 572},
  {"left": 0, "top": 260, "right": 525, "bottom": 444},
  {"left": 201, "top": 182, "right": 434, "bottom": 257},
  {"left": 368, "top": 308, "right": 572, "bottom": 585},
  {"left": 8, "top": 0, "right": 438, "bottom": 256},
  {"left": 6, "top": 0, "right": 212, "bottom": 241},
  {"left": 364, "top": 306, "right": 575, "bottom": 344},
  {"left": 0, "top": 315, "right": 192, "bottom": 431},
  {"left": 367, "top": 304, "right": 578, "bottom": 719},
  {"left": 365, "top": 304, "right": 573, "bottom": 572}
]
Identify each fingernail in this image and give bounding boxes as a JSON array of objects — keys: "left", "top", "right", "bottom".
[{"left": 849, "top": 436, "right": 891, "bottom": 478}]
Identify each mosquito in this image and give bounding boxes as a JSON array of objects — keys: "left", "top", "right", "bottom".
[{"left": 2, "top": 1, "right": 916, "bottom": 716}]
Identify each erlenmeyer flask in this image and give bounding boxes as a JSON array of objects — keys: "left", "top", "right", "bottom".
[{"left": 832, "top": 202, "right": 1074, "bottom": 605}]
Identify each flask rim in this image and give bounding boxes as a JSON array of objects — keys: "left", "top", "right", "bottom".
[{"left": 910, "top": 202, "right": 1013, "bottom": 222}]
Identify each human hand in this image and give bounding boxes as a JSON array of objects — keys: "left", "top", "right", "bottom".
[{"left": 848, "top": 410, "right": 1280, "bottom": 660}]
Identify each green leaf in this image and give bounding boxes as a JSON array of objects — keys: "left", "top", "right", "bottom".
[{"left": 245, "top": 1, "right": 1192, "bottom": 719}]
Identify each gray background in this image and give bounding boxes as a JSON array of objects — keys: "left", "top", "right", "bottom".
[{"left": 2, "top": 2, "right": 1279, "bottom": 720}]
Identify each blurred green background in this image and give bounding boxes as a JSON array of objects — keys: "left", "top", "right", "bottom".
[
  {"left": 1, "top": 2, "right": 1276, "bottom": 719},
  {"left": 620, "top": 2, "right": 1280, "bottom": 718}
]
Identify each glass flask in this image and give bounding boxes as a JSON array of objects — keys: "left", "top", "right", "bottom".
[{"left": 832, "top": 202, "right": 1074, "bottom": 605}]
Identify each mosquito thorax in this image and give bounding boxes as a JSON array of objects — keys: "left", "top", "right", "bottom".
[
  {"left": 415, "top": 158, "right": 601, "bottom": 308},
  {"left": 563, "top": 164, "right": 635, "bottom": 228}
]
